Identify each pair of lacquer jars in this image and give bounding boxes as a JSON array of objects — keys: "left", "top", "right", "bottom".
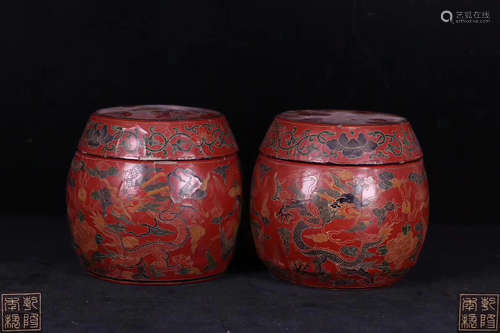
[{"left": 66, "top": 105, "right": 429, "bottom": 288}]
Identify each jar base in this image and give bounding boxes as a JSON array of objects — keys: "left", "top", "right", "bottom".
[
  {"left": 268, "top": 270, "right": 402, "bottom": 289},
  {"left": 87, "top": 270, "right": 225, "bottom": 286}
]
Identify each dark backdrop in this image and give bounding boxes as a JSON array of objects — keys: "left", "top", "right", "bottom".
[{"left": 1, "top": 1, "right": 499, "bottom": 252}]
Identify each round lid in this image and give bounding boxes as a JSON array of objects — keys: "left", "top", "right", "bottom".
[
  {"left": 260, "top": 110, "right": 423, "bottom": 165},
  {"left": 78, "top": 105, "right": 238, "bottom": 160}
]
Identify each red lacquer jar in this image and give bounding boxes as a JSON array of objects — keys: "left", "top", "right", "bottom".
[
  {"left": 66, "top": 105, "right": 242, "bottom": 285},
  {"left": 250, "top": 110, "right": 429, "bottom": 288}
]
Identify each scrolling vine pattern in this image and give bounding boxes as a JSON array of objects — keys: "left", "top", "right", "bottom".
[
  {"left": 263, "top": 124, "right": 336, "bottom": 158},
  {"left": 367, "top": 130, "right": 420, "bottom": 160},
  {"left": 261, "top": 122, "right": 421, "bottom": 163},
  {"left": 81, "top": 120, "right": 237, "bottom": 158}
]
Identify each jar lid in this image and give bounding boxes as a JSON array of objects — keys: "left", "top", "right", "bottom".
[
  {"left": 259, "top": 110, "right": 423, "bottom": 165},
  {"left": 78, "top": 105, "right": 238, "bottom": 160}
]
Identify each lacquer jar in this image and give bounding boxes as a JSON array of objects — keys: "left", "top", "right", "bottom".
[
  {"left": 66, "top": 105, "right": 242, "bottom": 285},
  {"left": 250, "top": 110, "right": 429, "bottom": 288}
]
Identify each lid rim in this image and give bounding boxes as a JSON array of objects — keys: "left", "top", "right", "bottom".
[
  {"left": 93, "top": 105, "right": 223, "bottom": 123},
  {"left": 76, "top": 150, "right": 239, "bottom": 162},
  {"left": 258, "top": 151, "right": 424, "bottom": 167},
  {"left": 78, "top": 105, "right": 238, "bottom": 161},
  {"left": 276, "top": 116, "right": 411, "bottom": 128},
  {"left": 277, "top": 109, "right": 409, "bottom": 126},
  {"left": 260, "top": 110, "right": 422, "bottom": 165}
]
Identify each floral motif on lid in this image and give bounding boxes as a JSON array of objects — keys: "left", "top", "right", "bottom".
[
  {"left": 78, "top": 105, "right": 238, "bottom": 161},
  {"left": 260, "top": 110, "right": 423, "bottom": 165}
]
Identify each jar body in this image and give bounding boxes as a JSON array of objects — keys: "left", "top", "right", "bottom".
[
  {"left": 67, "top": 152, "right": 242, "bottom": 285},
  {"left": 250, "top": 154, "right": 429, "bottom": 288}
]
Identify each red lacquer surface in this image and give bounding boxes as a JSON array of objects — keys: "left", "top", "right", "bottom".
[
  {"left": 78, "top": 105, "right": 238, "bottom": 161},
  {"left": 260, "top": 110, "right": 422, "bottom": 165},
  {"left": 67, "top": 106, "right": 241, "bottom": 285},
  {"left": 251, "top": 110, "right": 429, "bottom": 288}
]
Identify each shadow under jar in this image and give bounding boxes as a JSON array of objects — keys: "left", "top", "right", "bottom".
[
  {"left": 66, "top": 105, "right": 242, "bottom": 285},
  {"left": 250, "top": 110, "right": 429, "bottom": 289}
]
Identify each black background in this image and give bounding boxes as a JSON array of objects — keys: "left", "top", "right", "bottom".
[
  {"left": 0, "top": 2, "right": 499, "bottom": 332},
  {"left": 1, "top": 1, "right": 499, "bottom": 261}
]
